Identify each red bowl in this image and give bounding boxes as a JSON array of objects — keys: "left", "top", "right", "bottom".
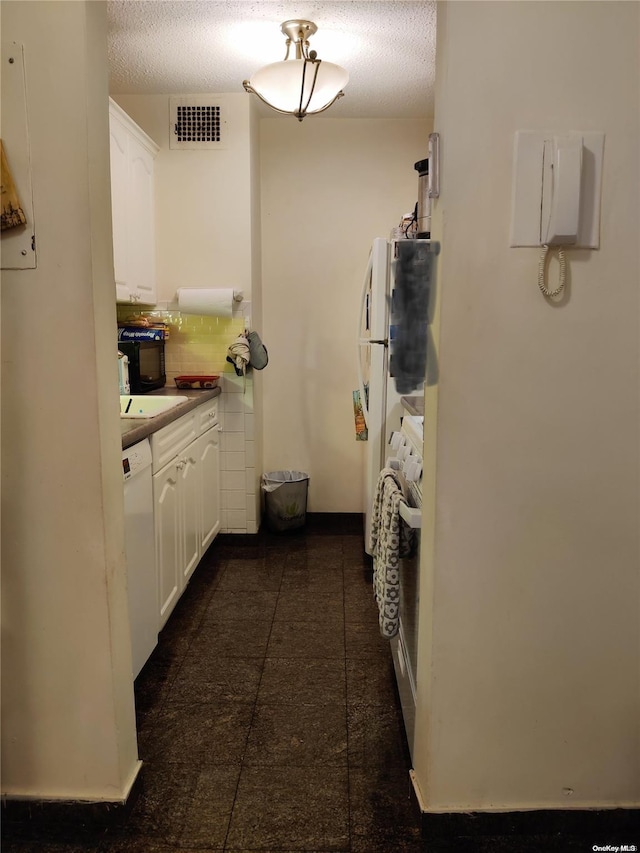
[{"left": 174, "top": 375, "right": 219, "bottom": 390}]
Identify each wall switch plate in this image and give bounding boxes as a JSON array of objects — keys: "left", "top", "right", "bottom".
[{"left": 509, "top": 131, "right": 605, "bottom": 249}]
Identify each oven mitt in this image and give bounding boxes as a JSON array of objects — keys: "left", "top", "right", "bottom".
[{"left": 247, "top": 331, "right": 269, "bottom": 370}]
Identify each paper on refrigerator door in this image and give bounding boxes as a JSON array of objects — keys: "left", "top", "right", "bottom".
[{"left": 353, "top": 390, "right": 368, "bottom": 441}]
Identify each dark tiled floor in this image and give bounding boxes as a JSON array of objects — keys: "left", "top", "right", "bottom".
[
  {"left": 1, "top": 515, "right": 629, "bottom": 853},
  {"left": 2, "top": 516, "right": 419, "bottom": 853}
]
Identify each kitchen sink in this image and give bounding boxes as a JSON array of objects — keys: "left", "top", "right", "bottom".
[{"left": 120, "top": 395, "right": 189, "bottom": 419}]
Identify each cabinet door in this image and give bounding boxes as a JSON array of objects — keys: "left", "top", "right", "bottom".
[
  {"left": 180, "top": 444, "right": 200, "bottom": 589},
  {"left": 109, "top": 111, "right": 130, "bottom": 299},
  {"left": 128, "top": 134, "right": 156, "bottom": 305},
  {"left": 198, "top": 425, "right": 221, "bottom": 553},
  {"left": 154, "top": 461, "right": 180, "bottom": 629}
]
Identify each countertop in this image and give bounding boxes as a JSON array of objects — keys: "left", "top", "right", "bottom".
[
  {"left": 401, "top": 395, "right": 424, "bottom": 417},
  {"left": 121, "top": 387, "right": 221, "bottom": 449}
]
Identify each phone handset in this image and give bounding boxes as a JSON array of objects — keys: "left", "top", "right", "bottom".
[{"left": 538, "top": 135, "right": 583, "bottom": 297}]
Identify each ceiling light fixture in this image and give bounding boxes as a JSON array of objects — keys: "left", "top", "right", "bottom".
[{"left": 243, "top": 20, "right": 348, "bottom": 122}]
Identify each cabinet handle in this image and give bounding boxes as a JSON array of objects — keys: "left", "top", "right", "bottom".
[{"left": 176, "top": 459, "right": 185, "bottom": 470}]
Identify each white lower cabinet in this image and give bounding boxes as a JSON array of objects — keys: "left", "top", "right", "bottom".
[
  {"left": 180, "top": 441, "right": 201, "bottom": 588},
  {"left": 198, "top": 425, "right": 221, "bottom": 552},
  {"left": 154, "top": 459, "right": 180, "bottom": 629},
  {"left": 151, "top": 402, "right": 221, "bottom": 630}
]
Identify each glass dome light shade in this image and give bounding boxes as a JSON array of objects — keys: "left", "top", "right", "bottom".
[{"left": 248, "top": 58, "right": 349, "bottom": 115}]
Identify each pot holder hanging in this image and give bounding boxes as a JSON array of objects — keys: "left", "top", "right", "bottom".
[{"left": 247, "top": 331, "right": 268, "bottom": 370}]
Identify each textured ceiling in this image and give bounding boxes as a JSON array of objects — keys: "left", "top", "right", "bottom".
[{"left": 107, "top": 1, "right": 437, "bottom": 119}]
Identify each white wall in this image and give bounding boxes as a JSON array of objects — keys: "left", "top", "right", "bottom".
[
  {"left": 413, "top": 0, "right": 639, "bottom": 812},
  {"left": 260, "top": 118, "right": 431, "bottom": 511},
  {"left": 1, "top": 0, "right": 139, "bottom": 800}
]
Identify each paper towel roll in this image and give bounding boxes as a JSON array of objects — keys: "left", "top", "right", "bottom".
[{"left": 177, "top": 288, "right": 241, "bottom": 317}]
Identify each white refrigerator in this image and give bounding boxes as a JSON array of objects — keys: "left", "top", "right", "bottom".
[{"left": 357, "top": 237, "right": 436, "bottom": 553}]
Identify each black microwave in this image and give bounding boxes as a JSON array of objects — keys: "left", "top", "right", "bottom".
[{"left": 118, "top": 340, "right": 166, "bottom": 393}]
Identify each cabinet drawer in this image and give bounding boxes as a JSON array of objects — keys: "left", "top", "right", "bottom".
[
  {"left": 197, "top": 399, "right": 219, "bottom": 434},
  {"left": 151, "top": 411, "right": 197, "bottom": 473}
]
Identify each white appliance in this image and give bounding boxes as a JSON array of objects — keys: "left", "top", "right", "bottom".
[
  {"left": 357, "top": 237, "right": 434, "bottom": 553},
  {"left": 387, "top": 414, "right": 424, "bottom": 759},
  {"left": 122, "top": 438, "right": 157, "bottom": 679}
]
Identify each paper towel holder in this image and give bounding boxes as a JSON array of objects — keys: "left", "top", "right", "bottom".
[
  {"left": 172, "top": 288, "right": 244, "bottom": 312},
  {"left": 174, "top": 288, "right": 244, "bottom": 300}
]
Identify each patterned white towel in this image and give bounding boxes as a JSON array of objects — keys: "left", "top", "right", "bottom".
[
  {"left": 369, "top": 468, "right": 415, "bottom": 638},
  {"left": 226, "top": 334, "right": 250, "bottom": 377}
]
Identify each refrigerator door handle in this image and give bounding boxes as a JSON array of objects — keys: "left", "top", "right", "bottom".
[
  {"left": 358, "top": 338, "right": 388, "bottom": 429},
  {"left": 357, "top": 343, "right": 370, "bottom": 429},
  {"left": 357, "top": 251, "right": 374, "bottom": 427},
  {"left": 358, "top": 251, "right": 373, "bottom": 336}
]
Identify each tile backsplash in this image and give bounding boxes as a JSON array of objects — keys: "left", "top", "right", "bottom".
[{"left": 116, "top": 305, "right": 248, "bottom": 383}]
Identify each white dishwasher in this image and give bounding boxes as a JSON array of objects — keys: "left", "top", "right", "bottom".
[{"left": 122, "top": 438, "right": 157, "bottom": 679}]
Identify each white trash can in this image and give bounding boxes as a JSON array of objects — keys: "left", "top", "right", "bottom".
[{"left": 262, "top": 471, "right": 309, "bottom": 532}]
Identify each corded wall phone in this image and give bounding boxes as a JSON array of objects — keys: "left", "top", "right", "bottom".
[
  {"left": 541, "top": 135, "right": 583, "bottom": 247},
  {"left": 510, "top": 129, "right": 604, "bottom": 300},
  {"left": 538, "top": 135, "right": 583, "bottom": 297}
]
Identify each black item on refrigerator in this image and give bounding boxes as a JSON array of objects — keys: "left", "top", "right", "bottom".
[{"left": 389, "top": 239, "right": 440, "bottom": 394}]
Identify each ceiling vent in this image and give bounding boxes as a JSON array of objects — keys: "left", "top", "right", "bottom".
[{"left": 169, "top": 97, "right": 226, "bottom": 150}]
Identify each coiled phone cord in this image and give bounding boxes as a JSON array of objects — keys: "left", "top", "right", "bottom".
[{"left": 538, "top": 244, "right": 567, "bottom": 298}]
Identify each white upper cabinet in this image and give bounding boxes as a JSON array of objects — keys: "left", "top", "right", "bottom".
[{"left": 108, "top": 99, "right": 159, "bottom": 305}]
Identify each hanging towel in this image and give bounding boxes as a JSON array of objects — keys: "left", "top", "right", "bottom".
[
  {"left": 226, "top": 334, "right": 250, "bottom": 377},
  {"left": 369, "top": 468, "right": 415, "bottom": 638}
]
